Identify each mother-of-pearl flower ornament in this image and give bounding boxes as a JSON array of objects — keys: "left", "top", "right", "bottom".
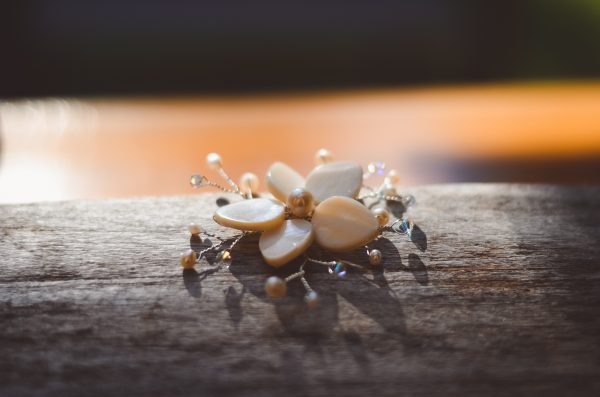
[{"left": 183, "top": 150, "right": 416, "bottom": 306}]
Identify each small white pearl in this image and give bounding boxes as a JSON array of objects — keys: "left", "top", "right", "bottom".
[
  {"left": 239, "top": 172, "right": 260, "bottom": 193},
  {"left": 372, "top": 208, "right": 390, "bottom": 227},
  {"left": 287, "top": 188, "right": 314, "bottom": 218},
  {"left": 383, "top": 183, "right": 398, "bottom": 197},
  {"left": 369, "top": 249, "right": 382, "bottom": 265},
  {"left": 206, "top": 152, "right": 223, "bottom": 169},
  {"left": 314, "top": 148, "right": 333, "bottom": 165},
  {"left": 265, "top": 276, "right": 287, "bottom": 298},
  {"left": 180, "top": 249, "right": 197, "bottom": 269},
  {"left": 188, "top": 223, "right": 202, "bottom": 235},
  {"left": 304, "top": 291, "right": 319, "bottom": 308},
  {"left": 385, "top": 169, "right": 400, "bottom": 184}
]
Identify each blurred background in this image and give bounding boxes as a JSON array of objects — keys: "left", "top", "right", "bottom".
[{"left": 0, "top": 0, "right": 599, "bottom": 203}]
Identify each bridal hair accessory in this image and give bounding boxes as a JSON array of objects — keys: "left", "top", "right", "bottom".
[{"left": 181, "top": 149, "right": 415, "bottom": 306}]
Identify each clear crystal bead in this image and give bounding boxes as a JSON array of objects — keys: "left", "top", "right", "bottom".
[
  {"left": 403, "top": 194, "right": 416, "bottom": 208},
  {"left": 189, "top": 174, "right": 204, "bottom": 188},
  {"left": 395, "top": 219, "right": 414, "bottom": 240},
  {"left": 216, "top": 250, "right": 232, "bottom": 268},
  {"left": 367, "top": 161, "right": 386, "bottom": 175},
  {"left": 329, "top": 261, "right": 347, "bottom": 278}
]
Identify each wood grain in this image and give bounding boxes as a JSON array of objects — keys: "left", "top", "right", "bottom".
[{"left": 1, "top": 184, "right": 599, "bottom": 396}]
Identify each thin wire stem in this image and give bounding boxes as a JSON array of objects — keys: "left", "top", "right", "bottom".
[
  {"left": 300, "top": 276, "right": 313, "bottom": 292},
  {"left": 217, "top": 168, "right": 241, "bottom": 194},
  {"left": 285, "top": 270, "right": 305, "bottom": 283}
]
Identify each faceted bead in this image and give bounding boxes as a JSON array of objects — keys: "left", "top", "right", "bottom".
[
  {"left": 367, "top": 161, "right": 386, "bottom": 175},
  {"left": 403, "top": 194, "right": 416, "bottom": 208},
  {"left": 311, "top": 196, "right": 380, "bottom": 251},
  {"left": 265, "top": 162, "right": 305, "bottom": 203},
  {"left": 305, "top": 161, "right": 363, "bottom": 203},
  {"left": 330, "top": 261, "right": 347, "bottom": 278},
  {"left": 265, "top": 276, "right": 287, "bottom": 298},
  {"left": 395, "top": 218, "right": 414, "bottom": 240},
  {"left": 190, "top": 174, "right": 204, "bottom": 188},
  {"left": 259, "top": 219, "right": 314, "bottom": 267},
  {"left": 213, "top": 198, "right": 285, "bottom": 231},
  {"left": 180, "top": 249, "right": 197, "bottom": 269}
]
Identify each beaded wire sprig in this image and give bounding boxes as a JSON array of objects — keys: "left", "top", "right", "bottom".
[{"left": 180, "top": 149, "right": 415, "bottom": 307}]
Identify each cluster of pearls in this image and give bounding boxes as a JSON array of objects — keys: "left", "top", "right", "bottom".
[{"left": 286, "top": 188, "right": 314, "bottom": 218}]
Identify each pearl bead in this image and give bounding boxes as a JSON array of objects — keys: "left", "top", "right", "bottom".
[
  {"left": 206, "top": 152, "right": 223, "bottom": 169},
  {"left": 314, "top": 148, "right": 333, "bottom": 165},
  {"left": 304, "top": 291, "right": 319, "bottom": 308},
  {"left": 383, "top": 183, "right": 398, "bottom": 197},
  {"left": 264, "top": 276, "right": 287, "bottom": 298},
  {"left": 239, "top": 172, "right": 259, "bottom": 193},
  {"left": 372, "top": 208, "right": 390, "bottom": 227},
  {"left": 385, "top": 169, "right": 400, "bottom": 184},
  {"left": 180, "top": 249, "right": 197, "bottom": 269},
  {"left": 369, "top": 249, "right": 383, "bottom": 265},
  {"left": 188, "top": 223, "right": 202, "bottom": 235},
  {"left": 286, "top": 188, "right": 314, "bottom": 218}
]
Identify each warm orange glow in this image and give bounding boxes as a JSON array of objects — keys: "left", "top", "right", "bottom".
[{"left": 1, "top": 82, "right": 599, "bottom": 203}]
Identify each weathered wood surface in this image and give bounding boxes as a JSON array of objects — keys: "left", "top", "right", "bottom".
[{"left": 1, "top": 184, "right": 599, "bottom": 397}]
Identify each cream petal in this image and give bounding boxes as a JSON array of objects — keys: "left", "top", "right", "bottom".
[
  {"left": 213, "top": 198, "right": 285, "bottom": 231},
  {"left": 305, "top": 161, "right": 363, "bottom": 203},
  {"left": 259, "top": 219, "right": 314, "bottom": 267},
  {"left": 311, "top": 196, "right": 379, "bottom": 251},
  {"left": 265, "top": 162, "right": 305, "bottom": 202}
]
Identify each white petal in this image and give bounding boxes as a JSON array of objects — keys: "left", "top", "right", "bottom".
[
  {"left": 213, "top": 198, "right": 285, "bottom": 231},
  {"left": 311, "top": 196, "right": 379, "bottom": 251},
  {"left": 305, "top": 161, "right": 363, "bottom": 203},
  {"left": 259, "top": 219, "right": 314, "bottom": 267},
  {"left": 265, "top": 162, "right": 305, "bottom": 203}
]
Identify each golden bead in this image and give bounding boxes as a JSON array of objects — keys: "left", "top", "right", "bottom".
[
  {"left": 369, "top": 249, "right": 382, "bottom": 265},
  {"left": 265, "top": 276, "right": 287, "bottom": 298},
  {"left": 239, "top": 172, "right": 260, "bottom": 193},
  {"left": 287, "top": 188, "right": 314, "bottom": 218},
  {"left": 385, "top": 169, "right": 400, "bottom": 184},
  {"left": 216, "top": 250, "right": 231, "bottom": 264},
  {"left": 206, "top": 152, "right": 223, "bottom": 169},
  {"left": 180, "top": 249, "right": 197, "bottom": 269},
  {"left": 314, "top": 148, "right": 333, "bottom": 165},
  {"left": 188, "top": 222, "right": 202, "bottom": 235},
  {"left": 373, "top": 207, "right": 390, "bottom": 227}
]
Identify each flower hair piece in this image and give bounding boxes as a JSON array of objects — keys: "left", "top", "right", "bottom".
[{"left": 181, "top": 149, "right": 415, "bottom": 307}]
